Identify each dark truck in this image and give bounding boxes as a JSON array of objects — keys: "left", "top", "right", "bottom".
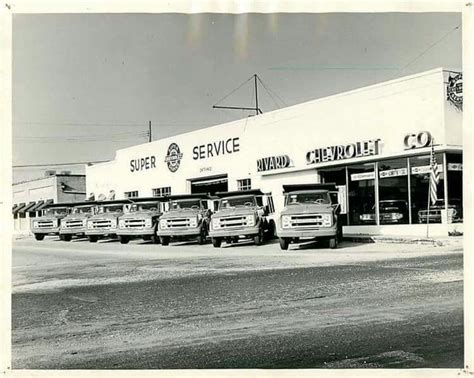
[
  {"left": 277, "top": 183, "right": 342, "bottom": 250},
  {"left": 209, "top": 189, "right": 275, "bottom": 248},
  {"left": 116, "top": 197, "right": 165, "bottom": 244},
  {"left": 156, "top": 194, "right": 213, "bottom": 246},
  {"left": 59, "top": 201, "right": 98, "bottom": 241},
  {"left": 31, "top": 202, "right": 71, "bottom": 241},
  {"left": 85, "top": 199, "right": 128, "bottom": 242}
]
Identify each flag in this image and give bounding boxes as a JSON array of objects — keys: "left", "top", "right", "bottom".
[{"left": 429, "top": 140, "right": 440, "bottom": 205}]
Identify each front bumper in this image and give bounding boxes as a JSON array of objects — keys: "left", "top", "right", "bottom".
[
  {"left": 209, "top": 224, "right": 260, "bottom": 238},
  {"left": 157, "top": 225, "right": 201, "bottom": 237},
  {"left": 117, "top": 227, "right": 155, "bottom": 236},
  {"left": 31, "top": 227, "right": 60, "bottom": 235},
  {"left": 277, "top": 225, "right": 337, "bottom": 239},
  {"left": 85, "top": 228, "right": 118, "bottom": 236},
  {"left": 60, "top": 227, "right": 87, "bottom": 235}
]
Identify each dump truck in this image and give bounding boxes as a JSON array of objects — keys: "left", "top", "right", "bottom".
[
  {"left": 85, "top": 199, "right": 128, "bottom": 242},
  {"left": 31, "top": 202, "right": 71, "bottom": 241},
  {"left": 116, "top": 197, "right": 165, "bottom": 244},
  {"left": 277, "top": 183, "right": 342, "bottom": 250},
  {"left": 209, "top": 189, "right": 275, "bottom": 248},
  {"left": 156, "top": 194, "right": 213, "bottom": 246},
  {"left": 59, "top": 201, "right": 98, "bottom": 241}
]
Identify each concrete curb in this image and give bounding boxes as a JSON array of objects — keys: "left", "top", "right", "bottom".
[{"left": 343, "top": 235, "right": 463, "bottom": 247}]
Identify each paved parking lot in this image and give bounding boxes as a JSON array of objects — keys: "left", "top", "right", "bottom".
[{"left": 12, "top": 236, "right": 463, "bottom": 369}]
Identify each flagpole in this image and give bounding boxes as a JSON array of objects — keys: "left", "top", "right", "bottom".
[{"left": 426, "top": 174, "right": 431, "bottom": 238}]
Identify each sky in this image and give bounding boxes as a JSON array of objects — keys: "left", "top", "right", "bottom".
[{"left": 12, "top": 12, "right": 462, "bottom": 183}]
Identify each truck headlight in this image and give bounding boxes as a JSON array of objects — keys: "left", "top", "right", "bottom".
[
  {"left": 160, "top": 219, "right": 168, "bottom": 229},
  {"left": 281, "top": 215, "right": 291, "bottom": 228},
  {"left": 110, "top": 219, "right": 117, "bottom": 228},
  {"left": 189, "top": 217, "right": 198, "bottom": 227},
  {"left": 321, "top": 214, "right": 332, "bottom": 227},
  {"left": 87, "top": 221, "right": 94, "bottom": 229},
  {"left": 212, "top": 218, "right": 220, "bottom": 229},
  {"left": 246, "top": 214, "right": 255, "bottom": 227},
  {"left": 82, "top": 219, "right": 87, "bottom": 227},
  {"left": 119, "top": 219, "right": 125, "bottom": 228},
  {"left": 145, "top": 218, "right": 152, "bottom": 227},
  {"left": 33, "top": 221, "right": 39, "bottom": 228}
]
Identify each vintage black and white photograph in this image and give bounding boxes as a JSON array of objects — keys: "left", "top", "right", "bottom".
[{"left": 3, "top": 1, "right": 470, "bottom": 373}]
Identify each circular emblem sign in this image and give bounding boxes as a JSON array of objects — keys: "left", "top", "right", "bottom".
[
  {"left": 447, "top": 73, "right": 463, "bottom": 110},
  {"left": 164, "top": 143, "right": 183, "bottom": 172}
]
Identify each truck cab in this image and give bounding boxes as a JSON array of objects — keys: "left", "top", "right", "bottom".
[
  {"left": 31, "top": 203, "right": 71, "bottom": 241},
  {"left": 209, "top": 190, "right": 275, "bottom": 248},
  {"left": 117, "top": 197, "right": 165, "bottom": 244},
  {"left": 157, "top": 194, "right": 213, "bottom": 246},
  {"left": 85, "top": 200, "right": 127, "bottom": 242},
  {"left": 277, "top": 183, "right": 342, "bottom": 250},
  {"left": 59, "top": 201, "right": 98, "bottom": 241}
]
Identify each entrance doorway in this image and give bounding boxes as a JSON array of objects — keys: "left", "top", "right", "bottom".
[{"left": 190, "top": 174, "right": 228, "bottom": 195}]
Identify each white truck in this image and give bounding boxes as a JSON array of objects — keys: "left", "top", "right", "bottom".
[
  {"left": 85, "top": 200, "right": 128, "bottom": 242},
  {"left": 31, "top": 203, "right": 71, "bottom": 241},
  {"left": 59, "top": 201, "right": 98, "bottom": 241}
]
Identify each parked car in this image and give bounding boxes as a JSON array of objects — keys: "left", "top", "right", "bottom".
[
  {"left": 360, "top": 200, "right": 408, "bottom": 224},
  {"left": 277, "top": 183, "right": 342, "bottom": 250},
  {"left": 209, "top": 190, "right": 275, "bottom": 248},
  {"left": 59, "top": 201, "right": 98, "bottom": 241},
  {"left": 31, "top": 203, "right": 71, "bottom": 241},
  {"left": 85, "top": 200, "right": 128, "bottom": 242},
  {"left": 157, "top": 194, "right": 213, "bottom": 246},
  {"left": 117, "top": 197, "right": 165, "bottom": 244},
  {"left": 418, "top": 199, "right": 462, "bottom": 223}
]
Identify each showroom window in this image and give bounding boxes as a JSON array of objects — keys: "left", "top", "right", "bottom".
[
  {"left": 237, "top": 178, "right": 252, "bottom": 191},
  {"left": 152, "top": 186, "right": 171, "bottom": 197},
  {"left": 124, "top": 191, "right": 139, "bottom": 198},
  {"left": 446, "top": 153, "right": 463, "bottom": 223},
  {"left": 378, "top": 158, "right": 409, "bottom": 225},
  {"left": 409, "top": 153, "right": 445, "bottom": 224},
  {"left": 348, "top": 163, "right": 375, "bottom": 225}
]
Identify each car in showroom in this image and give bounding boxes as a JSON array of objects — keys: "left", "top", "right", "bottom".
[
  {"left": 360, "top": 200, "right": 409, "bottom": 225},
  {"left": 417, "top": 199, "right": 463, "bottom": 223}
]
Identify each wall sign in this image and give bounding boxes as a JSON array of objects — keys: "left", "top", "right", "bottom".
[
  {"left": 130, "top": 155, "right": 157, "bottom": 172},
  {"left": 165, "top": 143, "right": 183, "bottom": 172},
  {"left": 447, "top": 73, "right": 463, "bottom": 111},
  {"left": 257, "top": 155, "right": 292, "bottom": 172},
  {"left": 193, "top": 137, "right": 240, "bottom": 160},
  {"left": 306, "top": 139, "right": 381, "bottom": 165},
  {"left": 448, "top": 163, "right": 462, "bottom": 171},
  {"left": 350, "top": 172, "right": 375, "bottom": 181},
  {"left": 379, "top": 168, "right": 408, "bottom": 178},
  {"left": 403, "top": 131, "right": 432, "bottom": 150},
  {"left": 411, "top": 164, "right": 443, "bottom": 175}
]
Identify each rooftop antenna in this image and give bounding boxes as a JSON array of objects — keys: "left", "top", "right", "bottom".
[{"left": 213, "top": 74, "right": 263, "bottom": 116}]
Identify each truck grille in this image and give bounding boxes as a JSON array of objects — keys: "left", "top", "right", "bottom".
[
  {"left": 219, "top": 216, "right": 248, "bottom": 228},
  {"left": 122, "top": 219, "right": 146, "bottom": 229},
  {"left": 63, "top": 219, "right": 84, "bottom": 229},
  {"left": 34, "top": 220, "right": 55, "bottom": 228},
  {"left": 163, "top": 218, "right": 193, "bottom": 229},
  {"left": 289, "top": 214, "right": 324, "bottom": 228},
  {"left": 89, "top": 219, "right": 113, "bottom": 229}
]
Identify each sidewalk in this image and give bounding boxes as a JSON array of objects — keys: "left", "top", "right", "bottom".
[{"left": 344, "top": 234, "right": 463, "bottom": 247}]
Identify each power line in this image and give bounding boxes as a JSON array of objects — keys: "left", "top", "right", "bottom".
[{"left": 13, "top": 160, "right": 111, "bottom": 168}]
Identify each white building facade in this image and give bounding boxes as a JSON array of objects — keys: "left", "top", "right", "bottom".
[{"left": 86, "top": 68, "right": 463, "bottom": 237}]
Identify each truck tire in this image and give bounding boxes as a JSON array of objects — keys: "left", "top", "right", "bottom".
[
  {"left": 119, "top": 235, "right": 130, "bottom": 244},
  {"left": 34, "top": 233, "right": 45, "bottom": 241},
  {"left": 279, "top": 237, "right": 289, "bottom": 250},
  {"left": 329, "top": 237, "right": 338, "bottom": 249},
  {"left": 266, "top": 220, "right": 276, "bottom": 240},
  {"left": 63, "top": 234, "right": 72, "bottom": 242},
  {"left": 151, "top": 234, "right": 160, "bottom": 244},
  {"left": 88, "top": 235, "right": 98, "bottom": 243},
  {"left": 160, "top": 236, "right": 170, "bottom": 246},
  {"left": 142, "top": 235, "right": 152, "bottom": 241},
  {"left": 212, "top": 237, "right": 222, "bottom": 248},
  {"left": 254, "top": 227, "right": 264, "bottom": 246},
  {"left": 197, "top": 228, "right": 207, "bottom": 245},
  {"left": 59, "top": 234, "right": 65, "bottom": 241}
]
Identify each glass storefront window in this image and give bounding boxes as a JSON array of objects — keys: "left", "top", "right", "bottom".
[
  {"left": 447, "top": 153, "right": 463, "bottom": 223},
  {"left": 348, "top": 163, "right": 375, "bottom": 225},
  {"left": 409, "top": 153, "right": 445, "bottom": 224},
  {"left": 378, "top": 158, "right": 409, "bottom": 225}
]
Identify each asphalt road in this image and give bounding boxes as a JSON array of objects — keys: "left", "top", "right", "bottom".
[{"left": 11, "top": 237, "right": 463, "bottom": 369}]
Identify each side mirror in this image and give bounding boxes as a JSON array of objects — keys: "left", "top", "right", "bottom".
[{"left": 332, "top": 203, "right": 341, "bottom": 214}]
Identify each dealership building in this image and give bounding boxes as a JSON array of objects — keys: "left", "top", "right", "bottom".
[{"left": 86, "top": 68, "right": 463, "bottom": 237}]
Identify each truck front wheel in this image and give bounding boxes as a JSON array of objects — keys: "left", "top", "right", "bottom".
[
  {"left": 212, "top": 237, "right": 222, "bottom": 248},
  {"left": 34, "top": 233, "right": 45, "bottom": 241},
  {"left": 63, "top": 234, "right": 72, "bottom": 242},
  {"left": 160, "top": 236, "right": 170, "bottom": 246},
  {"left": 329, "top": 237, "right": 338, "bottom": 249},
  {"left": 119, "top": 235, "right": 130, "bottom": 244},
  {"left": 279, "top": 237, "right": 289, "bottom": 250},
  {"left": 88, "top": 235, "right": 98, "bottom": 243},
  {"left": 254, "top": 228, "right": 264, "bottom": 246}
]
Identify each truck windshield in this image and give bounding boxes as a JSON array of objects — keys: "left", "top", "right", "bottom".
[
  {"left": 72, "top": 206, "right": 93, "bottom": 214},
  {"left": 129, "top": 203, "right": 159, "bottom": 212},
  {"left": 287, "top": 192, "right": 330, "bottom": 205},
  {"left": 219, "top": 196, "right": 256, "bottom": 209},
  {"left": 169, "top": 199, "right": 201, "bottom": 210},
  {"left": 45, "top": 207, "right": 69, "bottom": 216},
  {"left": 99, "top": 205, "right": 123, "bottom": 213}
]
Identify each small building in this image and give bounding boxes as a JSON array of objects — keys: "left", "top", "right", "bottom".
[
  {"left": 12, "top": 171, "right": 86, "bottom": 234},
  {"left": 86, "top": 68, "right": 463, "bottom": 237}
]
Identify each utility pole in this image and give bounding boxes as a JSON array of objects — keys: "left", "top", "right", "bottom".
[
  {"left": 148, "top": 120, "right": 152, "bottom": 142},
  {"left": 254, "top": 74, "right": 259, "bottom": 116}
]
